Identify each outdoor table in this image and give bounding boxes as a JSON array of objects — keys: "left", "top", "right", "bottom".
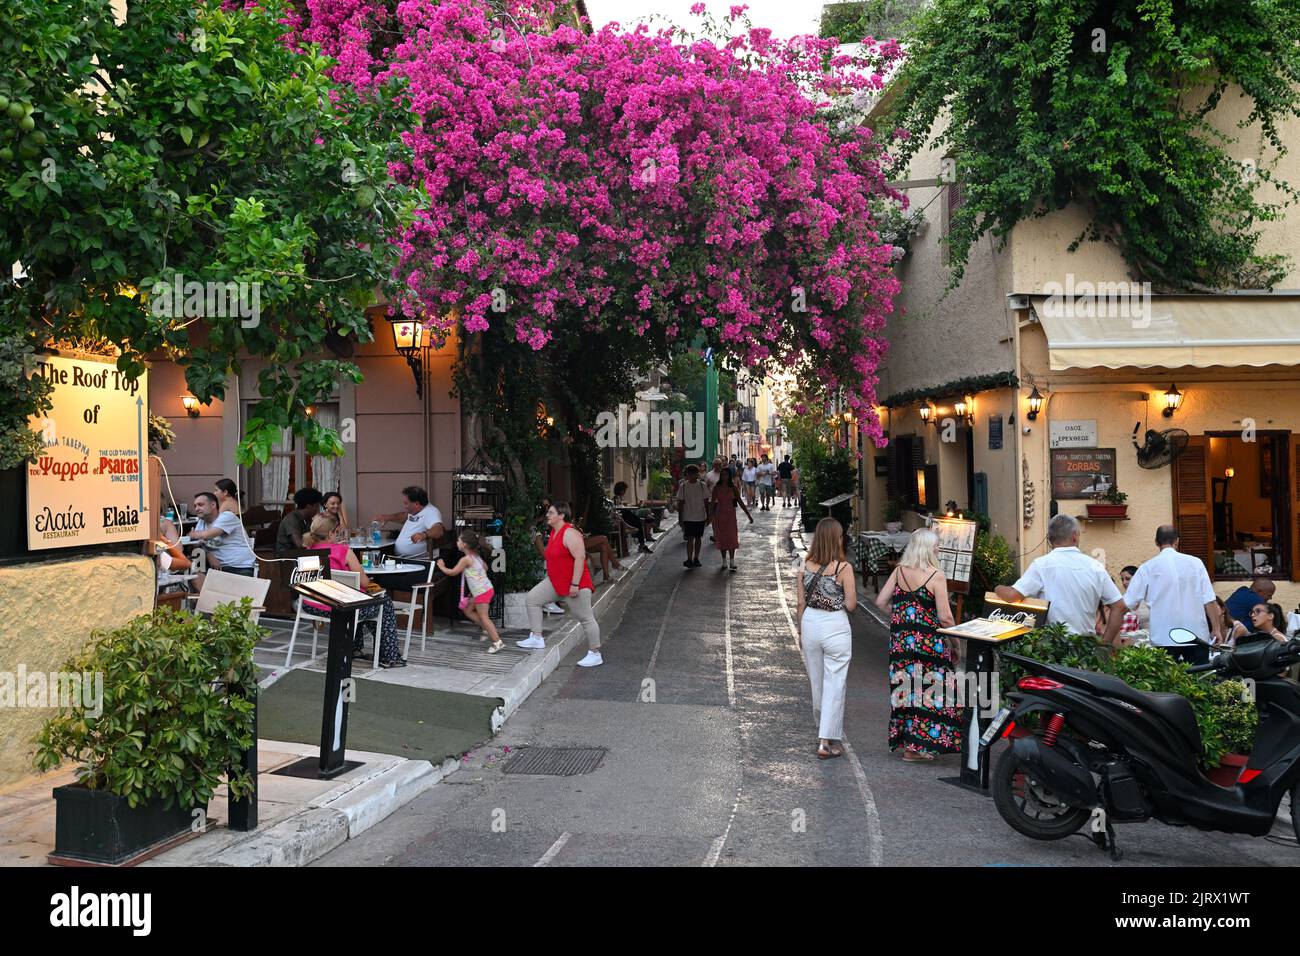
[{"left": 364, "top": 561, "right": 426, "bottom": 578}]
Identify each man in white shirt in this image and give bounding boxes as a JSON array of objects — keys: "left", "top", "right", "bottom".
[
  {"left": 1124, "top": 525, "right": 1222, "bottom": 664},
  {"left": 756, "top": 455, "right": 776, "bottom": 511},
  {"left": 996, "top": 513, "right": 1124, "bottom": 644},
  {"left": 375, "top": 486, "right": 446, "bottom": 559}
]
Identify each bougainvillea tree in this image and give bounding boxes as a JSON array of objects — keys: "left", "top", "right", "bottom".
[{"left": 294, "top": 0, "right": 906, "bottom": 445}]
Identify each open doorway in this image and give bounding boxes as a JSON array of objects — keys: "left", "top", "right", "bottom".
[{"left": 1174, "top": 432, "right": 1292, "bottom": 580}]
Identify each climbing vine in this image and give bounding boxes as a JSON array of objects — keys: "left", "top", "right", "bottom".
[{"left": 886, "top": 0, "right": 1300, "bottom": 292}]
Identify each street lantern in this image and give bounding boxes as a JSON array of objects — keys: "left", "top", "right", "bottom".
[
  {"left": 386, "top": 314, "right": 427, "bottom": 397},
  {"left": 918, "top": 401, "right": 933, "bottom": 425},
  {"left": 1026, "top": 386, "right": 1044, "bottom": 421},
  {"left": 1162, "top": 383, "right": 1182, "bottom": 418},
  {"left": 180, "top": 393, "right": 201, "bottom": 418}
]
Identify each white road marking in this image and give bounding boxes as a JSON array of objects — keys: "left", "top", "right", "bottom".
[
  {"left": 640, "top": 573, "right": 684, "bottom": 695},
  {"left": 724, "top": 577, "right": 736, "bottom": 708},
  {"left": 774, "top": 519, "right": 885, "bottom": 867},
  {"left": 533, "top": 831, "right": 571, "bottom": 867}
]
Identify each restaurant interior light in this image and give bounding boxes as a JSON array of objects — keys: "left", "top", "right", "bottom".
[
  {"left": 916, "top": 468, "right": 927, "bottom": 506},
  {"left": 181, "top": 393, "right": 200, "bottom": 418},
  {"left": 1026, "top": 386, "right": 1043, "bottom": 421},
  {"left": 1162, "top": 383, "right": 1182, "bottom": 418}
]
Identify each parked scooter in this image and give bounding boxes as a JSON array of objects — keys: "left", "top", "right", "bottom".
[{"left": 987, "top": 629, "right": 1300, "bottom": 858}]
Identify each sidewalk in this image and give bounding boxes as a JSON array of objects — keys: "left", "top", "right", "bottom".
[{"left": 0, "top": 518, "right": 676, "bottom": 868}]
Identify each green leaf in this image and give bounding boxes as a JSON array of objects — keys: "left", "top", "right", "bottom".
[{"left": 179, "top": 125, "right": 193, "bottom": 146}]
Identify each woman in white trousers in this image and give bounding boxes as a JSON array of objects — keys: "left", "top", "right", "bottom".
[{"left": 795, "top": 518, "right": 857, "bottom": 759}]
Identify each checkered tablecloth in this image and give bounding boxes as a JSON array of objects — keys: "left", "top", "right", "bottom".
[
  {"left": 1215, "top": 552, "right": 1250, "bottom": 576},
  {"left": 858, "top": 534, "right": 899, "bottom": 573}
]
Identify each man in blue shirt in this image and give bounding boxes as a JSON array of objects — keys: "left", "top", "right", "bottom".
[{"left": 1224, "top": 575, "right": 1276, "bottom": 626}]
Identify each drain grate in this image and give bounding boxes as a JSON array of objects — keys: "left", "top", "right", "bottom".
[{"left": 502, "top": 746, "right": 607, "bottom": 776}]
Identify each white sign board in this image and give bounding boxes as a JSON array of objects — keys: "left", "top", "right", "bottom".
[
  {"left": 26, "top": 353, "right": 151, "bottom": 550},
  {"left": 1049, "top": 419, "right": 1098, "bottom": 448},
  {"left": 933, "top": 516, "right": 977, "bottom": 584}
]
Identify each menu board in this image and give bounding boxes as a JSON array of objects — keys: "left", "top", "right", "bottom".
[
  {"left": 932, "top": 516, "right": 977, "bottom": 583},
  {"left": 1050, "top": 447, "right": 1117, "bottom": 499},
  {"left": 26, "top": 353, "right": 151, "bottom": 550}
]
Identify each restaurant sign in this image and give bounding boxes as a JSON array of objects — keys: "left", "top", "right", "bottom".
[
  {"left": 26, "top": 353, "right": 151, "bottom": 550},
  {"left": 1050, "top": 447, "right": 1117, "bottom": 500}
]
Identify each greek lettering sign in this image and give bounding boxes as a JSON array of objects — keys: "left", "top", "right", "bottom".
[
  {"left": 1049, "top": 419, "right": 1098, "bottom": 448},
  {"left": 1050, "top": 447, "right": 1117, "bottom": 500},
  {"left": 26, "top": 353, "right": 151, "bottom": 550}
]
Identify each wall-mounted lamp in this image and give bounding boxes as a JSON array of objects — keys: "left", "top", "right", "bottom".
[
  {"left": 1225, "top": 467, "right": 1235, "bottom": 478},
  {"left": 386, "top": 314, "right": 427, "bottom": 398},
  {"left": 181, "top": 394, "right": 201, "bottom": 418},
  {"left": 305, "top": 405, "right": 317, "bottom": 417},
  {"left": 954, "top": 395, "right": 975, "bottom": 425},
  {"left": 1026, "top": 386, "right": 1044, "bottom": 421},
  {"left": 1162, "top": 383, "right": 1182, "bottom": 418}
]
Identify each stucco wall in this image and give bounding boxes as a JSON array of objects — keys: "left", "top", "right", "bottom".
[
  {"left": 881, "top": 114, "right": 1017, "bottom": 399},
  {"left": 0, "top": 554, "right": 154, "bottom": 789},
  {"left": 1018, "top": 324, "right": 1300, "bottom": 603}
]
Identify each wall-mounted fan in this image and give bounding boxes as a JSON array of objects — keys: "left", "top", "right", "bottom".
[{"left": 1132, "top": 422, "right": 1190, "bottom": 469}]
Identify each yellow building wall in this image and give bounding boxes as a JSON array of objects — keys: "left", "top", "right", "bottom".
[
  {"left": 1018, "top": 325, "right": 1300, "bottom": 615},
  {"left": 0, "top": 554, "right": 154, "bottom": 789}
]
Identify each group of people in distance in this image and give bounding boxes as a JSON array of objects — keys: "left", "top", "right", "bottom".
[{"left": 673, "top": 454, "right": 800, "bottom": 571}]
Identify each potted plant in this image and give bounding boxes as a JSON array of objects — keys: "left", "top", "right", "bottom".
[
  {"left": 34, "top": 602, "right": 261, "bottom": 865},
  {"left": 883, "top": 496, "right": 906, "bottom": 533},
  {"left": 1086, "top": 487, "right": 1128, "bottom": 519}
]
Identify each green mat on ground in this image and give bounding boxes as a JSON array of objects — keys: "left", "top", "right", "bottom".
[{"left": 257, "top": 669, "right": 500, "bottom": 764}]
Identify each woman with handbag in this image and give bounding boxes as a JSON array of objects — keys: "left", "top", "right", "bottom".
[{"left": 795, "top": 518, "right": 857, "bottom": 759}]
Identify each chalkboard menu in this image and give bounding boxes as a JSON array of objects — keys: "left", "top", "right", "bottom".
[{"left": 1050, "top": 447, "right": 1117, "bottom": 499}]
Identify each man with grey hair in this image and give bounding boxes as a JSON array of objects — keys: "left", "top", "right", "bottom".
[{"left": 996, "top": 513, "right": 1125, "bottom": 644}]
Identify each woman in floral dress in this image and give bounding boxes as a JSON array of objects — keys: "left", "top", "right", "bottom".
[{"left": 873, "top": 529, "right": 962, "bottom": 761}]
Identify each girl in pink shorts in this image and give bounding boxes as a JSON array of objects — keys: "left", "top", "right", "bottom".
[{"left": 437, "top": 530, "right": 502, "bottom": 653}]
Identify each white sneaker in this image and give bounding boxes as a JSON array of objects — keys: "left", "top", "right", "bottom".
[
  {"left": 577, "top": 650, "right": 603, "bottom": 668},
  {"left": 517, "top": 635, "right": 546, "bottom": 649},
  {"left": 543, "top": 602, "right": 565, "bottom": 615}
]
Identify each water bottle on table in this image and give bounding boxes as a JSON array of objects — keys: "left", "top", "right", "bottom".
[{"left": 370, "top": 520, "right": 382, "bottom": 546}]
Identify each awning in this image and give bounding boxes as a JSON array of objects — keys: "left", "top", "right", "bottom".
[{"left": 1030, "top": 295, "right": 1300, "bottom": 371}]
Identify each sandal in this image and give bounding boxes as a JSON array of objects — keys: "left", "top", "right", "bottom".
[
  {"left": 901, "top": 750, "right": 935, "bottom": 762},
  {"left": 816, "top": 742, "right": 831, "bottom": 760},
  {"left": 828, "top": 742, "right": 844, "bottom": 758},
  {"left": 379, "top": 658, "right": 408, "bottom": 669},
  {"left": 487, "top": 640, "right": 504, "bottom": 654}
]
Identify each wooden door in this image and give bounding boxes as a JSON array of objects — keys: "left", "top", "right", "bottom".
[{"left": 1172, "top": 436, "right": 1213, "bottom": 575}]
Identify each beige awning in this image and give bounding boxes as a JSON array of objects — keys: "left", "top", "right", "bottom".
[{"left": 1030, "top": 294, "right": 1300, "bottom": 371}]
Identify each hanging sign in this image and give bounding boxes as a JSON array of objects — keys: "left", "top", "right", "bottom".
[{"left": 26, "top": 352, "right": 151, "bottom": 550}]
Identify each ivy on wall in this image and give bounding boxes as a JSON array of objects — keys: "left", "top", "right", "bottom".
[
  {"left": 886, "top": 0, "right": 1300, "bottom": 292},
  {"left": 882, "top": 371, "right": 1018, "bottom": 409}
]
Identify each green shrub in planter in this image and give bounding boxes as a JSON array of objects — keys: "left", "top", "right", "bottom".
[
  {"left": 997, "top": 623, "right": 1107, "bottom": 689},
  {"left": 34, "top": 601, "right": 263, "bottom": 810}
]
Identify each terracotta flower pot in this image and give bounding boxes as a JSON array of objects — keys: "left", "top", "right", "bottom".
[
  {"left": 1086, "top": 503, "right": 1128, "bottom": 519},
  {"left": 1204, "top": 752, "right": 1250, "bottom": 788}
]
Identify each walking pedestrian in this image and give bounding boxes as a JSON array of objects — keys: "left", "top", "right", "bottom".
[
  {"left": 1123, "top": 525, "right": 1222, "bottom": 664},
  {"left": 710, "top": 467, "right": 753, "bottom": 570},
  {"left": 756, "top": 454, "right": 776, "bottom": 510},
  {"left": 437, "top": 530, "right": 503, "bottom": 654},
  {"left": 795, "top": 518, "right": 857, "bottom": 759},
  {"left": 675, "top": 465, "right": 710, "bottom": 568},
  {"left": 520, "top": 502, "right": 603, "bottom": 666},
  {"left": 873, "top": 528, "right": 961, "bottom": 761},
  {"left": 741, "top": 457, "right": 758, "bottom": 507},
  {"left": 778, "top": 455, "right": 794, "bottom": 506}
]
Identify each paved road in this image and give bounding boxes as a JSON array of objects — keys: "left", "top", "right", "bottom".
[{"left": 316, "top": 505, "right": 1297, "bottom": 867}]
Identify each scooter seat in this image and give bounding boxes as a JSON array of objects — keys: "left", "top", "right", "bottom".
[{"left": 1040, "top": 665, "right": 1203, "bottom": 751}]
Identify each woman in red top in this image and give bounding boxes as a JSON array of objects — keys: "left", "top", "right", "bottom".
[{"left": 520, "top": 501, "right": 602, "bottom": 667}]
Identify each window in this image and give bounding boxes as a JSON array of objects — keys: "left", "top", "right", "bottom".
[{"left": 243, "top": 401, "right": 343, "bottom": 510}]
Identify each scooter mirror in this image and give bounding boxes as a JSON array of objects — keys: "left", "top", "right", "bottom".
[{"left": 1168, "top": 627, "right": 1203, "bottom": 645}]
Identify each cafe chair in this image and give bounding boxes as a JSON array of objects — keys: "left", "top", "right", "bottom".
[
  {"left": 394, "top": 560, "right": 439, "bottom": 658},
  {"left": 192, "top": 569, "right": 270, "bottom": 623},
  {"left": 284, "top": 570, "right": 368, "bottom": 667}
]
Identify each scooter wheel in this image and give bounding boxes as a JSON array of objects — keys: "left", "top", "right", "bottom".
[{"left": 992, "top": 746, "right": 1091, "bottom": 841}]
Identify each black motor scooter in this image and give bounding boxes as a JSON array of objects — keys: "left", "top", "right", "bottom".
[{"left": 987, "top": 630, "right": 1300, "bottom": 858}]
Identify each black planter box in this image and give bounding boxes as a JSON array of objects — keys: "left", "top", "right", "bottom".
[{"left": 52, "top": 784, "right": 204, "bottom": 866}]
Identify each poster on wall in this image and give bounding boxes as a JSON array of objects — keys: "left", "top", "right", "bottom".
[
  {"left": 1050, "top": 447, "right": 1117, "bottom": 499},
  {"left": 25, "top": 352, "right": 151, "bottom": 550},
  {"left": 932, "top": 516, "right": 977, "bottom": 584}
]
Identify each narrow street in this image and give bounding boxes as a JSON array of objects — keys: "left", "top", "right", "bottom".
[{"left": 316, "top": 506, "right": 1297, "bottom": 867}]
